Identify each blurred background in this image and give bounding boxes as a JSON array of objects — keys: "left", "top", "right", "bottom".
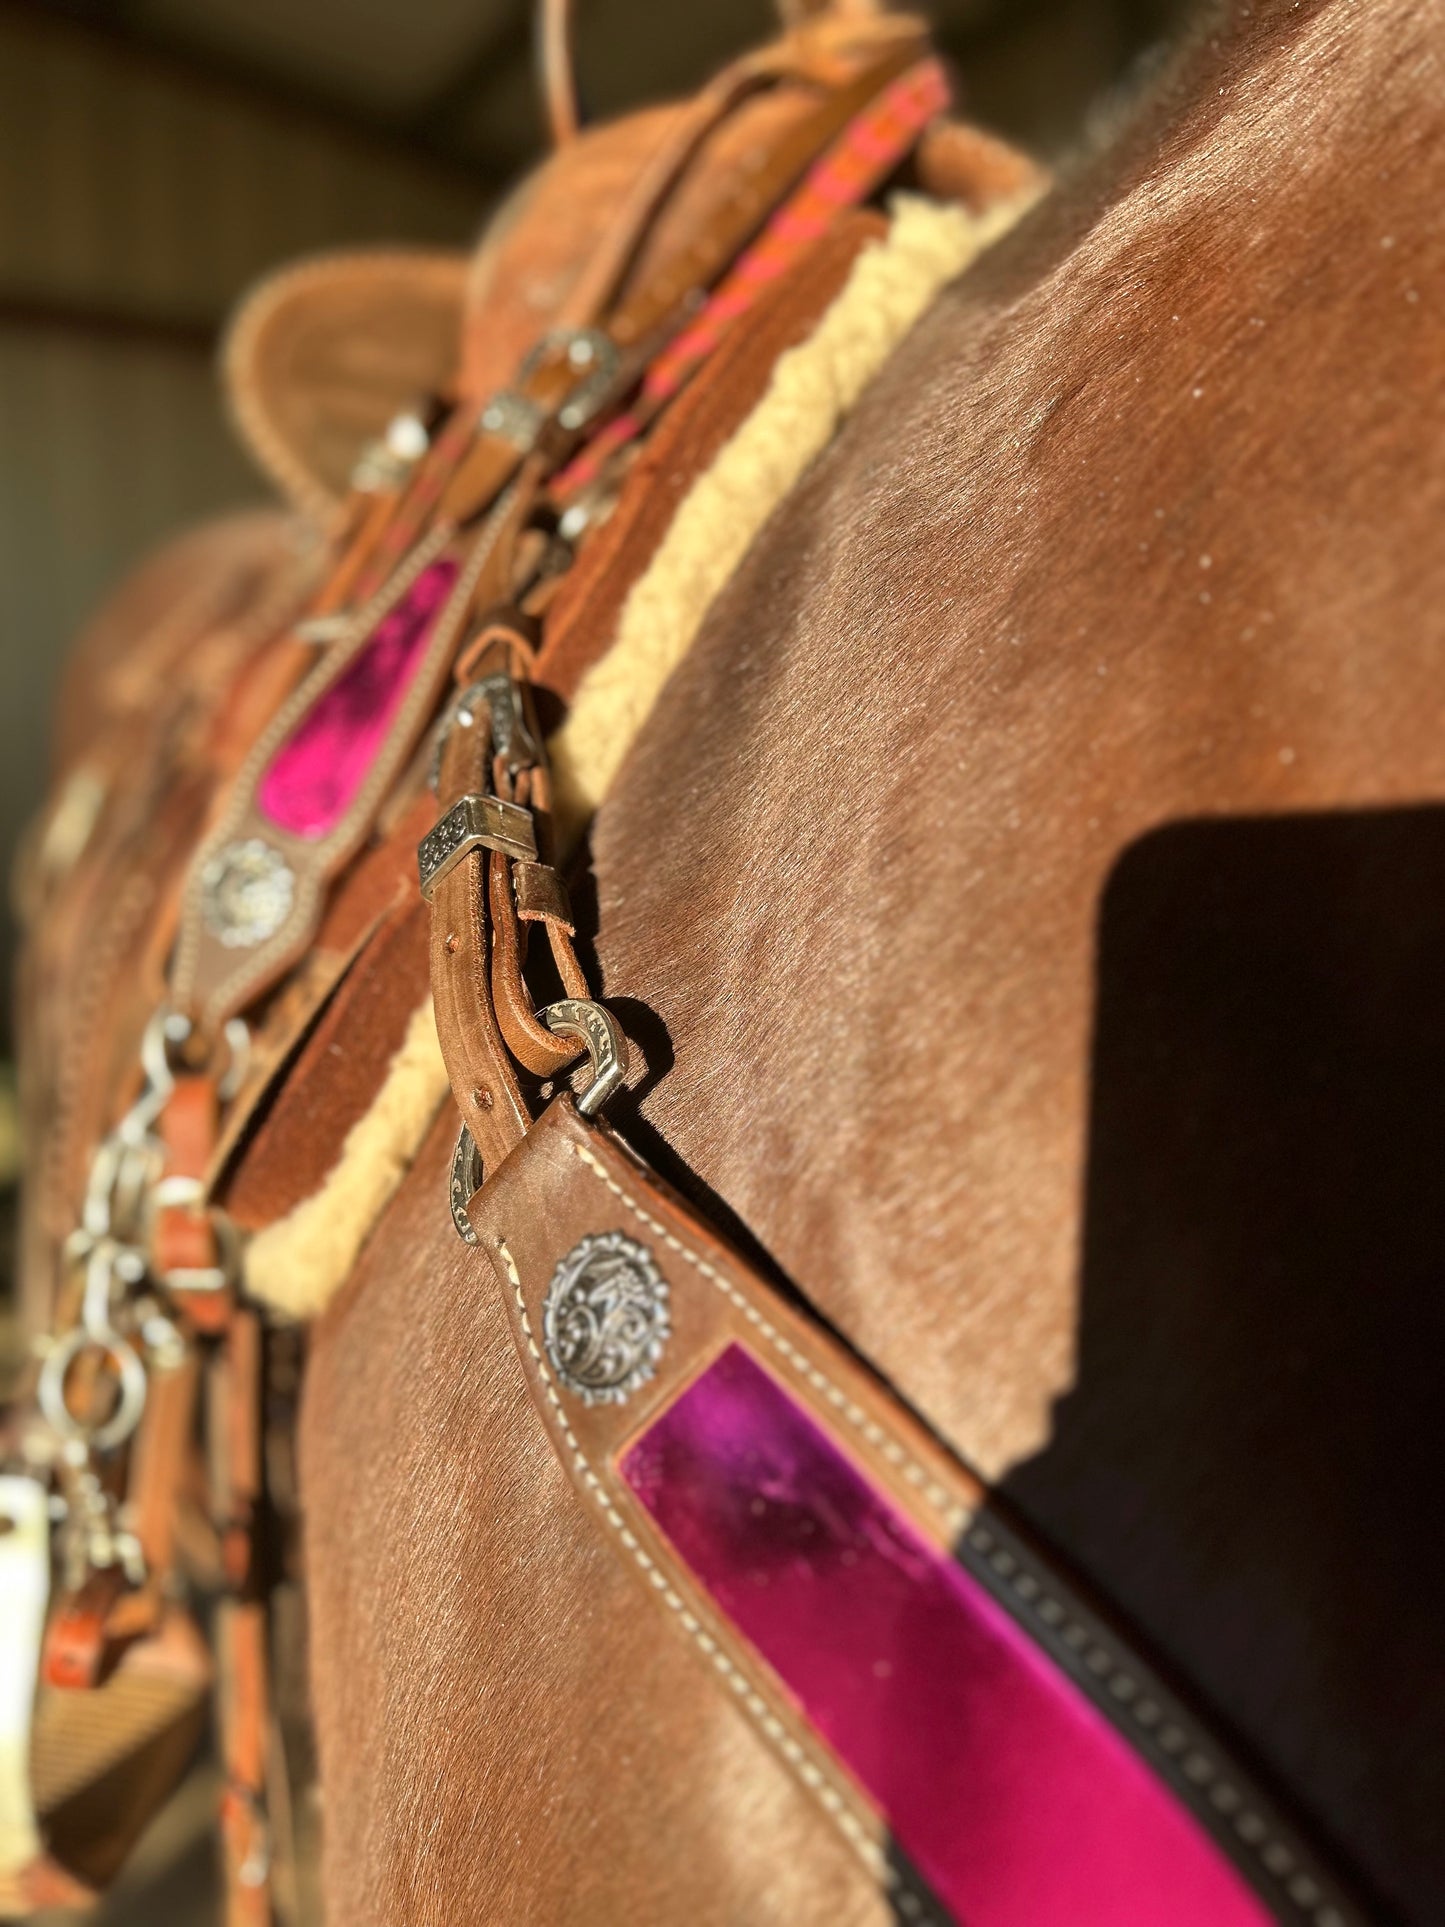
[{"left": 2, "top": 0, "right": 1186, "bottom": 1917}]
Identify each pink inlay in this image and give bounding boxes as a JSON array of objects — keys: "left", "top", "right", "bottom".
[
  {"left": 257, "top": 557, "right": 458, "bottom": 839},
  {"left": 622, "top": 1345, "right": 1270, "bottom": 1927}
]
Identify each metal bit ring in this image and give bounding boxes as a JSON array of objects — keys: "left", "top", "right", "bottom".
[
  {"left": 38, "top": 1325, "right": 148, "bottom": 1454},
  {"left": 540, "top": 999, "right": 630, "bottom": 1118}
]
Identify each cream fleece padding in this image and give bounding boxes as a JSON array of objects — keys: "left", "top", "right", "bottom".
[
  {"left": 549, "top": 190, "right": 1037, "bottom": 836},
  {"left": 241, "top": 192, "right": 1035, "bottom": 1319},
  {"left": 244, "top": 997, "right": 449, "bottom": 1317}
]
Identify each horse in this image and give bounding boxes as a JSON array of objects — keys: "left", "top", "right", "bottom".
[{"left": 14, "top": 0, "right": 1444, "bottom": 1919}]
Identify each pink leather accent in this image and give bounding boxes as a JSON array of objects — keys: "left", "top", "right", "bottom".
[
  {"left": 257, "top": 557, "right": 458, "bottom": 839},
  {"left": 622, "top": 1344, "right": 1269, "bottom": 1927}
]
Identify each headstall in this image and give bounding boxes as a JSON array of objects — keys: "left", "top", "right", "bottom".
[{"left": 5, "top": 6, "right": 1364, "bottom": 1923}]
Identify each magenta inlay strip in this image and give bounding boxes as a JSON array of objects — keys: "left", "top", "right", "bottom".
[
  {"left": 257, "top": 556, "right": 458, "bottom": 840},
  {"left": 621, "top": 1345, "right": 1268, "bottom": 1927}
]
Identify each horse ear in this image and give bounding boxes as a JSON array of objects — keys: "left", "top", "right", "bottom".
[{"left": 221, "top": 250, "right": 469, "bottom": 529}]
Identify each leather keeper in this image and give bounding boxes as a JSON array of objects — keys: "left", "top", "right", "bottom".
[{"left": 513, "top": 859, "right": 574, "bottom": 931}]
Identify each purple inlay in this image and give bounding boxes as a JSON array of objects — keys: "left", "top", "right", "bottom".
[
  {"left": 257, "top": 557, "right": 458, "bottom": 840},
  {"left": 622, "top": 1345, "right": 1269, "bottom": 1927}
]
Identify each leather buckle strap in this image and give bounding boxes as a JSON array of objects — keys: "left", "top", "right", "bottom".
[{"left": 479, "top": 328, "right": 625, "bottom": 452}]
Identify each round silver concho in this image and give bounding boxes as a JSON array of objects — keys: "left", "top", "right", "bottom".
[
  {"left": 200, "top": 838, "right": 296, "bottom": 949},
  {"left": 543, "top": 1231, "right": 670, "bottom": 1405}
]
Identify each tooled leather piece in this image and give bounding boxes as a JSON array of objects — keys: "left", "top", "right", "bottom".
[
  {"left": 428, "top": 716, "right": 530, "bottom": 1176},
  {"left": 51, "top": 510, "right": 307, "bottom": 777},
  {"left": 599, "top": 23, "right": 926, "bottom": 353},
  {"left": 172, "top": 477, "right": 537, "bottom": 1034},
  {"left": 216, "top": 216, "right": 882, "bottom": 1225},
  {"left": 223, "top": 250, "right": 470, "bottom": 526},
  {"left": 454, "top": 18, "right": 923, "bottom": 407},
  {"left": 461, "top": 1098, "right": 1360, "bottom": 1927},
  {"left": 30, "top": 1606, "right": 213, "bottom": 1893},
  {"left": 18, "top": 523, "right": 312, "bottom": 1333}
]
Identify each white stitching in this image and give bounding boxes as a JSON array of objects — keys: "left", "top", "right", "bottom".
[
  {"left": 560, "top": 1147, "right": 1352, "bottom": 1927},
  {"left": 494, "top": 1237, "right": 889, "bottom": 1889},
  {"left": 961, "top": 1524, "right": 1347, "bottom": 1925},
  {"left": 568, "top": 1140, "right": 968, "bottom": 1538}
]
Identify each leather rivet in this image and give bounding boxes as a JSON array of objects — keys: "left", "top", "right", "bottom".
[
  {"left": 472, "top": 1088, "right": 493, "bottom": 1111},
  {"left": 444, "top": 932, "right": 459, "bottom": 954}
]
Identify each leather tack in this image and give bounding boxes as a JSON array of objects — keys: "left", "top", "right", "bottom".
[{"left": 514, "top": 860, "right": 574, "bottom": 931}]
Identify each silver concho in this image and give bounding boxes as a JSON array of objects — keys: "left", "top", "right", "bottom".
[
  {"left": 543, "top": 1231, "right": 670, "bottom": 1405},
  {"left": 200, "top": 838, "right": 296, "bottom": 949}
]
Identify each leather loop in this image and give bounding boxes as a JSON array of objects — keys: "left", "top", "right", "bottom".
[
  {"left": 488, "top": 849, "right": 581, "bottom": 1078},
  {"left": 514, "top": 859, "right": 574, "bottom": 930}
]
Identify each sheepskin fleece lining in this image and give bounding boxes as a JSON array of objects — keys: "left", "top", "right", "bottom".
[
  {"left": 549, "top": 193, "right": 1034, "bottom": 834},
  {"left": 242, "top": 193, "right": 1033, "bottom": 1317}
]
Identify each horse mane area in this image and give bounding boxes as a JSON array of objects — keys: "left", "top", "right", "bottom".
[{"left": 577, "top": 0, "right": 1445, "bottom": 1914}]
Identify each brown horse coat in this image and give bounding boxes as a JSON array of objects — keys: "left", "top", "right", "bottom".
[{"left": 298, "top": 0, "right": 1444, "bottom": 1917}]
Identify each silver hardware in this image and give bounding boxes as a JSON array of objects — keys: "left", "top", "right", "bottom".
[
  {"left": 150, "top": 1183, "right": 243, "bottom": 1296},
  {"left": 37, "top": 1323, "right": 148, "bottom": 1455},
  {"left": 448, "top": 1127, "right": 483, "bottom": 1245},
  {"left": 474, "top": 672, "right": 542, "bottom": 772},
  {"left": 52, "top": 1464, "right": 146, "bottom": 1592},
  {"left": 75, "top": 1126, "right": 162, "bottom": 1250},
  {"left": 428, "top": 674, "right": 541, "bottom": 797},
  {"left": 386, "top": 411, "right": 429, "bottom": 463},
  {"left": 200, "top": 839, "right": 296, "bottom": 949},
  {"left": 348, "top": 409, "right": 430, "bottom": 492},
  {"left": 543, "top": 1231, "right": 670, "bottom": 1404},
  {"left": 139, "top": 1005, "right": 190, "bottom": 1097},
  {"left": 540, "top": 999, "right": 629, "bottom": 1117},
  {"left": 540, "top": 328, "right": 622, "bottom": 433},
  {"left": 479, "top": 391, "right": 546, "bottom": 452},
  {"left": 139, "top": 1006, "right": 249, "bottom": 1108},
  {"left": 481, "top": 328, "right": 622, "bottom": 453},
  {"left": 418, "top": 794, "right": 538, "bottom": 899},
  {"left": 294, "top": 613, "right": 354, "bottom": 647}
]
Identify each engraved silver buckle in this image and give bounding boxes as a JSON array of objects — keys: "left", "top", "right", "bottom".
[
  {"left": 418, "top": 794, "right": 538, "bottom": 900},
  {"left": 479, "top": 328, "right": 622, "bottom": 451}
]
